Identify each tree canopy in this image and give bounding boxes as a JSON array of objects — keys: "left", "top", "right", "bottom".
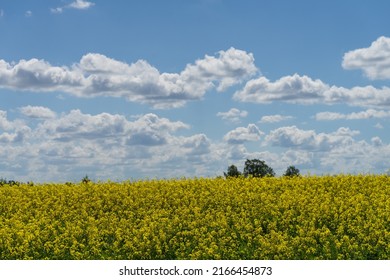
[
  {"left": 224, "top": 164, "right": 242, "bottom": 178},
  {"left": 243, "top": 159, "right": 275, "bottom": 178},
  {"left": 284, "top": 165, "right": 300, "bottom": 177}
]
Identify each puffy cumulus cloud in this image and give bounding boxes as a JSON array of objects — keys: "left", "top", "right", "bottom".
[
  {"left": 0, "top": 58, "right": 83, "bottom": 91},
  {"left": 280, "top": 150, "right": 314, "bottom": 166},
  {"left": 375, "top": 123, "right": 384, "bottom": 129},
  {"left": 69, "top": 0, "right": 95, "bottom": 10},
  {"left": 37, "top": 110, "right": 129, "bottom": 141},
  {"left": 315, "top": 109, "right": 390, "bottom": 121},
  {"left": 51, "top": 0, "right": 95, "bottom": 14},
  {"left": 0, "top": 48, "right": 257, "bottom": 109},
  {"left": 126, "top": 131, "right": 167, "bottom": 146},
  {"left": 2, "top": 98, "right": 390, "bottom": 181},
  {"left": 255, "top": 128, "right": 390, "bottom": 175},
  {"left": 0, "top": 108, "right": 226, "bottom": 181},
  {"left": 234, "top": 73, "right": 390, "bottom": 109},
  {"left": 0, "top": 110, "right": 15, "bottom": 131},
  {"left": 342, "top": 36, "right": 390, "bottom": 80},
  {"left": 371, "top": 136, "right": 383, "bottom": 147},
  {"left": 263, "top": 137, "right": 390, "bottom": 175},
  {"left": 318, "top": 139, "right": 390, "bottom": 174},
  {"left": 216, "top": 108, "right": 248, "bottom": 123},
  {"left": 234, "top": 74, "right": 328, "bottom": 104},
  {"left": 223, "top": 124, "right": 263, "bottom": 144},
  {"left": 332, "top": 86, "right": 390, "bottom": 108},
  {"left": 129, "top": 113, "right": 189, "bottom": 132},
  {"left": 78, "top": 48, "right": 256, "bottom": 108},
  {"left": 0, "top": 110, "right": 31, "bottom": 143},
  {"left": 266, "top": 126, "right": 317, "bottom": 148},
  {"left": 266, "top": 126, "right": 359, "bottom": 151},
  {"left": 180, "top": 134, "right": 211, "bottom": 155},
  {"left": 34, "top": 110, "right": 188, "bottom": 146},
  {"left": 225, "top": 144, "right": 248, "bottom": 160},
  {"left": 180, "top": 48, "right": 257, "bottom": 92},
  {"left": 259, "top": 114, "right": 293, "bottom": 123},
  {"left": 283, "top": 128, "right": 389, "bottom": 174},
  {"left": 0, "top": 110, "right": 28, "bottom": 132},
  {"left": 126, "top": 114, "right": 189, "bottom": 146},
  {"left": 1, "top": 106, "right": 390, "bottom": 180},
  {"left": 0, "top": 127, "right": 31, "bottom": 143},
  {"left": 19, "top": 106, "right": 56, "bottom": 119}
]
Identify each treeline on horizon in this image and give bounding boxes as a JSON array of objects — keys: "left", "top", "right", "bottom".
[{"left": 0, "top": 158, "right": 389, "bottom": 186}]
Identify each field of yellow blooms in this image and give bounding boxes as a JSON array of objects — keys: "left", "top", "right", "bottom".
[{"left": 0, "top": 175, "right": 389, "bottom": 260}]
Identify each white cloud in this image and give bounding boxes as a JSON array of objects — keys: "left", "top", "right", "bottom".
[
  {"left": 0, "top": 106, "right": 389, "bottom": 180},
  {"left": 224, "top": 144, "right": 248, "bottom": 160},
  {"left": 0, "top": 110, "right": 14, "bottom": 131},
  {"left": 314, "top": 112, "right": 347, "bottom": 121},
  {"left": 36, "top": 110, "right": 188, "bottom": 145},
  {"left": 51, "top": 0, "right": 95, "bottom": 14},
  {"left": 0, "top": 126, "right": 31, "bottom": 143},
  {"left": 50, "top": 7, "right": 63, "bottom": 14},
  {"left": 259, "top": 126, "right": 390, "bottom": 174},
  {"left": 374, "top": 123, "right": 384, "bottom": 129},
  {"left": 223, "top": 124, "right": 263, "bottom": 144},
  {"left": 265, "top": 126, "right": 359, "bottom": 151},
  {"left": 126, "top": 113, "right": 189, "bottom": 146},
  {"left": 0, "top": 48, "right": 257, "bottom": 109},
  {"left": 0, "top": 110, "right": 26, "bottom": 131},
  {"left": 25, "top": 10, "right": 32, "bottom": 17},
  {"left": 342, "top": 36, "right": 390, "bottom": 80},
  {"left": 318, "top": 139, "right": 390, "bottom": 174},
  {"left": 234, "top": 73, "right": 390, "bottom": 109},
  {"left": 259, "top": 114, "right": 293, "bottom": 123},
  {"left": 38, "top": 110, "right": 130, "bottom": 141},
  {"left": 0, "top": 108, "right": 225, "bottom": 181},
  {"left": 19, "top": 106, "right": 56, "bottom": 119},
  {"left": 280, "top": 150, "right": 314, "bottom": 167},
  {"left": 180, "top": 48, "right": 257, "bottom": 92},
  {"left": 69, "top": 0, "right": 95, "bottom": 10},
  {"left": 234, "top": 74, "right": 327, "bottom": 104},
  {"left": 235, "top": 137, "right": 390, "bottom": 176},
  {"left": 0, "top": 58, "right": 83, "bottom": 91},
  {"left": 216, "top": 108, "right": 248, "bottom": 123},
  {"left": 180, "top": 134, "right": 211, "bottom": 156},
  {"left": 315, "top": 109, "right": 390, "bottom": 121},
  {"left": 371, "top": 136, "right": 383, "bottom": 147},
  {"left": 0, "top": 110, "right": 31, "bottom": 143}
]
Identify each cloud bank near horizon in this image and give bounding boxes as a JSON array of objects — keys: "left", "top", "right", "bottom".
[{"left": 0, "top": 106, "right": 389, "bottom": 182}]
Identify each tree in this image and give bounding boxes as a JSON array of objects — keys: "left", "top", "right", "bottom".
[
  {"left": 224, "top": 164, "right": 241, "bottom": 178},
  {"left": 0, "top": 178, "right": 20, "bottom": 186},
  {"left": 284, "top": 165, "right": 300, "bottom": 177},
  {"left": 81, "top": 175, "right": 91, "bottom": 184},
  {"left": 243, "top": 159, "right": 275, "bottom": 178}
]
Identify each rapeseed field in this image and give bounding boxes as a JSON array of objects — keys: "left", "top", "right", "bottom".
[{"left": 0, "top": 175, "right": 389, "bottom": 260}]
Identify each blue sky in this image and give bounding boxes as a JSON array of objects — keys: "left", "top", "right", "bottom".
[{"left": 1, "top": 0, "right": 390, "bottom": 182}]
